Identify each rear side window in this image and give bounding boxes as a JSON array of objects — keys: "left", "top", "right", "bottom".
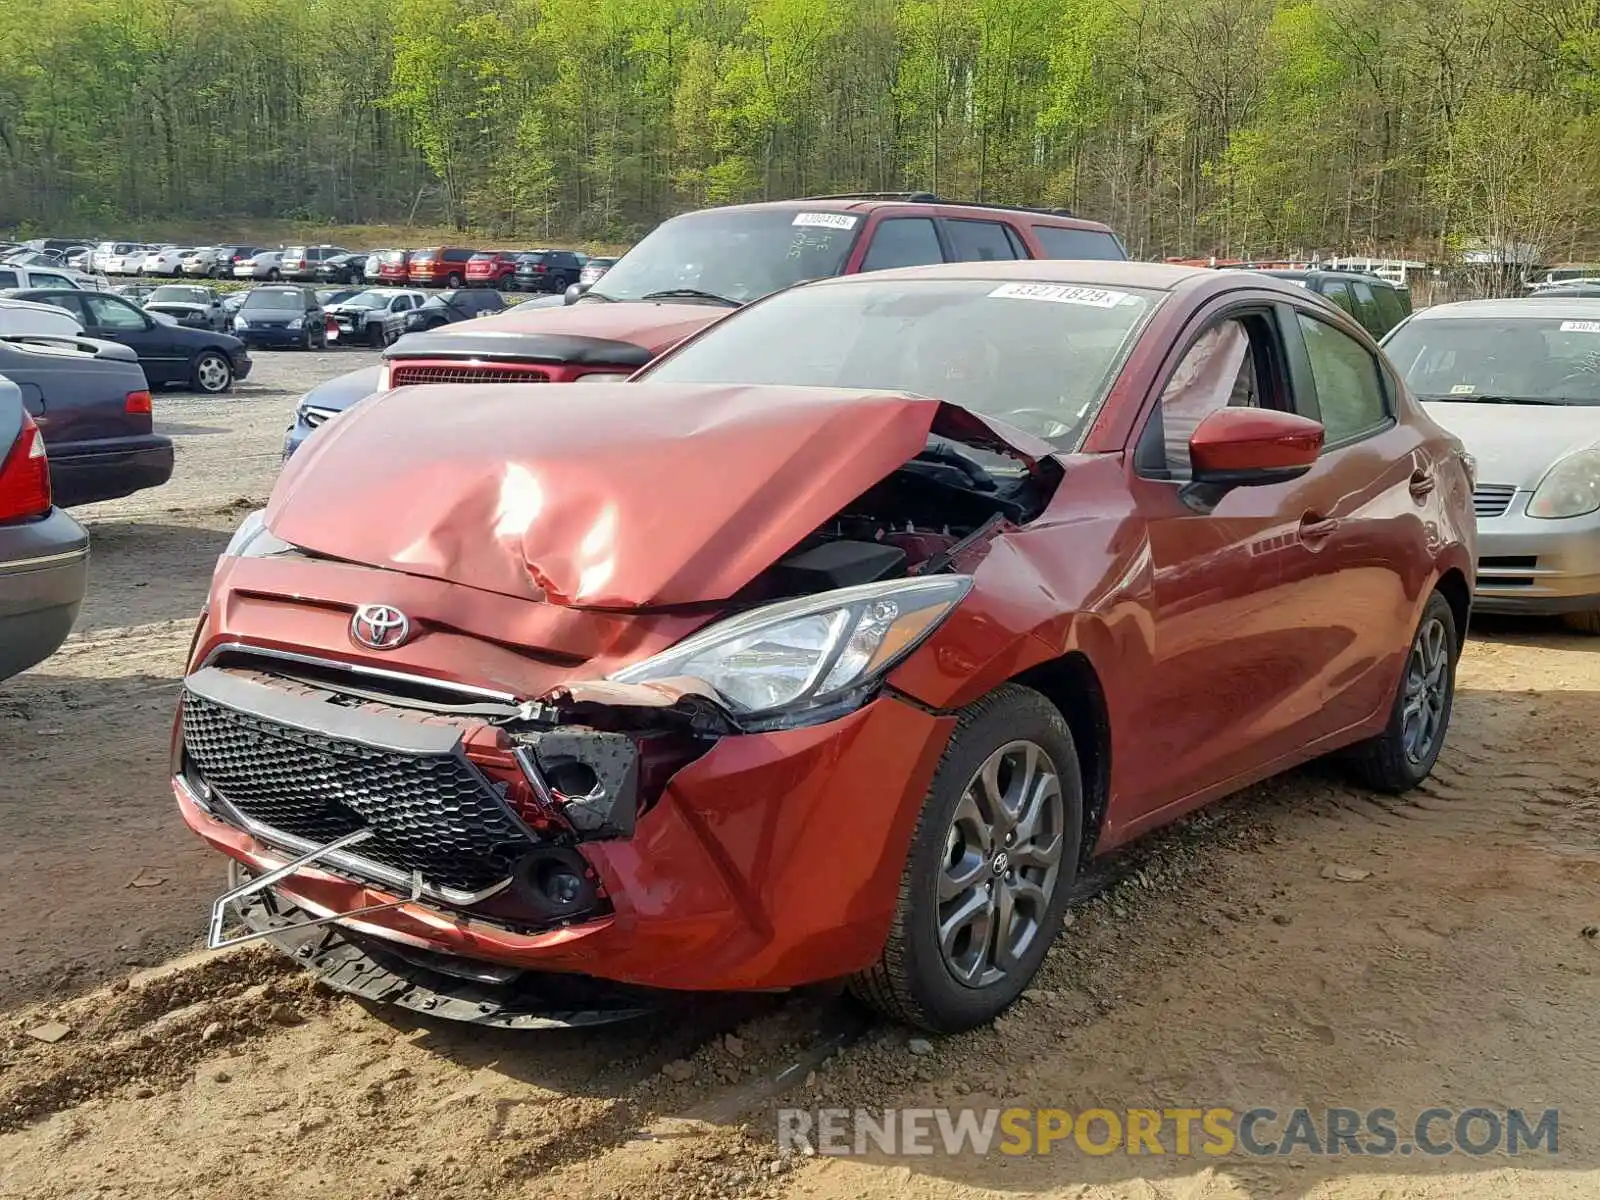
[
  {"left": 860, "top": 218, "right": 943, "bottom": 272},
  {"left": 1347, "top": 281, "right": 1385, "bottom": 337},
  {"left": 1317, "top": 278, "right": 1355, "bottom": 317},
  {"left": 1030, "top": 226, "right": 1126, "bottom": 261},
  {"left": 944, "top": 220, "right": 1018, "bottom": 262},
  {"left": 33, "top": 273, "right": 73, "bottom": 289},
  {"left": 0, "top": 270, "right": 17, "bottom": 288},
  {"left": 446, "top": 249, "right": 474, "bottom": 263},
  {"left": 1370, "top": 285, "right": 1406, "bottom": 333},
  {"left": 1296, "top": 313, "right": 1390, "bottom": 445}
]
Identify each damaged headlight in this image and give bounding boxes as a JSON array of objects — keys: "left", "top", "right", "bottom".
[
  {"left": 216, "top": 509, "right": 293, "bottom": 573},
  {"left": 608, "top": 576, "right": 971, "bottom": 723}
]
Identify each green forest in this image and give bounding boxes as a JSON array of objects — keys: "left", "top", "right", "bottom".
[{"left": 1, "top": 0, "right": 1596, "bottom": 261}]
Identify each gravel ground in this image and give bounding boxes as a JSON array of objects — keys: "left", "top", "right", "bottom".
[{"left": 2, "top": 356, "right": 1600, "bottom": 1199}]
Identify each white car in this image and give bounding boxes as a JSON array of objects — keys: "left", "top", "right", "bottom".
[
  {"left": 102, "top": 245, "right": 150, "bottom": 274},
  {"left": 233, "top": 250, "right": 284, "bottom": 280},
  {"left": 141, "top": 246, "right": 189, "bottom": 276},
  {"left": 0, "top": 296, "right": 85, "bottom": 338},
  {"left": 0, "top": 264, "right": 110, "bottom": 292}
]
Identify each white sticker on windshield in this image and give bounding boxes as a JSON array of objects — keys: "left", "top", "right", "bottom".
[
  {"left": 1561, "top": 320, "right": 1600, "bottom": 333},
  {"left": 1450, "top": 384, "right": 1476, "bottom": 394},
  {"left": 987, "top": 282, "right": 1132, "bottom": 307},
  {"left": 792, "top": 212, "right": 858, "bottom": 230}
]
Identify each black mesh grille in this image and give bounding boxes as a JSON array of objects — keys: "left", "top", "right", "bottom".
[
  {"left": 181, "top": 691, "right": 535, "bottom": 894},
  {"left": 391, "top": 363, "right": 550, "bottom": 386},
  {"left": 1473, "top": 483, "right": 1516, "bottom": 518}
]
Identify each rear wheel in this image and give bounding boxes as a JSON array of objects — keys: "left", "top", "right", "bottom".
[
  {"left": 1562, "top": 611, "right": 1600, "bottom": 635},
  {"left": 266, "top": 268, "right": 281, "bottom": 281},
  {"left": 849, "top": 684, "right": 1082, "bottom": 1032},
  {"left": 190, "top": 350, "right": 233, "bottom": 394},
  {"left": 1345, "top": 590, "right": 1458, "bottom": 792},
  {"left": 446, "top": 272, "right": 463, "bottom": 288}
]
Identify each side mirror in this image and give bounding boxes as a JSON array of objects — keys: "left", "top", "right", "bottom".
[
  {"left": 564, "top": 283, "right": 588, "bottom": 305},
  {"left": 1181, "top": 407, "right": 1323, "bottom": 512}
]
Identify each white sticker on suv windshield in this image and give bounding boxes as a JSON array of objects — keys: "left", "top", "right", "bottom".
[
  {"left": 987, "top": 282, "right": 1132, "bottom": 307},
  {"left": 1561, "top": 320, "right": 1600, "bottom": 333},
  {"left": 792, "top": 213, "right": 858, "bottom": 230},
  {"left": 1450, "top": 384, "right": 1476, "bottom": 394}
]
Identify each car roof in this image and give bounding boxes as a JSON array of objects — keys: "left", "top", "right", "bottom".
[
  {"left": 667, "top": 195, "right": 1117, "bottom": 232},
  {"left": 806, "top": 258, "right": 1212, "bottom": 292},
  {"left": 1410, "top": 297, "right": 1600, "bottom": 320}
]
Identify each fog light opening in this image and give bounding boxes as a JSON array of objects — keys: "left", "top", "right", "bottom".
[{"left": 513, "top": 848, "right": 601, "bottom": 921}]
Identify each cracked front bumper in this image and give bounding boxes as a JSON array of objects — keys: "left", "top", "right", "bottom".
[{"left": 178, "top": 693, "right": 953, "bottom": 991}]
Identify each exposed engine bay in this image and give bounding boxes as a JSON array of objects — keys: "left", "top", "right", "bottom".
[{"left": 748, "top": 435, "right": 1059, "bottom": 601}]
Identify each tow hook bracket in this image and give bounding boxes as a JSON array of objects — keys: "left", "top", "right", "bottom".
[{"left": 206, "top": 828, "right": 423, "bottom": 950}]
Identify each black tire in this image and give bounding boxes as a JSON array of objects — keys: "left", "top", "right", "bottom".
[
  {"left": 266, "top": 268, "right": 281, "bottom": 281},
  {"left": 848, "top": 683, "right": 1083, "bottom": 1032},
  {"left": 190, "top": 350, "right": 233, "bottom": 394},
  {"left": 1345, "top": 590, "right": 1458, "bottom": 793},
  {"left": 1562, "top": 611, "right": 1600, "bottom": 635},
  {"left": 446, "top": 272, "right": 463, "bottom": 288}
]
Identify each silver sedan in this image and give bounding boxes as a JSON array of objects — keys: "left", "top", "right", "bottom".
[{"left": 1384, "top": 298, "right": 1600, "bottom": 632}]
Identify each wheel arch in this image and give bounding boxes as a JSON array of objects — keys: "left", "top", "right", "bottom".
[
  {"left": 1434, "top": 566, "right": 1471, "bottom": 648},
  {"left": 1010, "top": 651, "right": 1112, "bottom": 865}
]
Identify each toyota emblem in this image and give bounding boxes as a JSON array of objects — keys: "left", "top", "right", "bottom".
[{"left": 350, "top": 604, "right": 411, "bottom": 651}]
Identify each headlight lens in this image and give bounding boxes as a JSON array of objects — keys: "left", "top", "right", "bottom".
[
  {"left": 576, "top": 372, "right": 633, "bottom": 383},
  {"left": 608, "top": 576, "right": 971, "bottom": 722},
  {"left": 217, "top": 509, "right": 293, "bottom": 572},
  {"left": 287, "top": 316, "right": 304, "bottom": 330},
  {"left": 233, "top": 316, "right": 248, "bottom": 330},
  {"left": 1528, "top": 448, "right": 1600, "bottom": 518}
]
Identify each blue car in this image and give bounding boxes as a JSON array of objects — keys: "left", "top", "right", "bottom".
[{"left": 282, "top": 364, "right": 384, "bottom": 460}]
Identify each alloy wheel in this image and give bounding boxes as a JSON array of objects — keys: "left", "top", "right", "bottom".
[
  {"left": 937, "top": 740, "right": 1066, "bottom": 989},
  {"left": 195, "top": 354, "right": 231, "bottom": 393},
  {"left": 1402, "top": 615, "right": 1449, "bottom": 764}
]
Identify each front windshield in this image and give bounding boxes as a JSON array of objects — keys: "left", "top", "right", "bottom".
[
  {"left": 242, "top": 290, "right": 303, "bottom": 313},
  {"left": 642, "top": 277, "right": 1160, "bottom": 445},
  {"left": 589, "top": 209, "right": 860, "bottom": 305},
  {"left": 1386, "top": 315, "right": 1600, "bottom": 405},
  {"left": 149, "top": 286, "right": 209, "bottom": 304}
]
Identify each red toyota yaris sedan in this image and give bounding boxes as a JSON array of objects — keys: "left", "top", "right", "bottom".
[{"left": 175, "top": 262, "right": 1475, "bottom": 1032}]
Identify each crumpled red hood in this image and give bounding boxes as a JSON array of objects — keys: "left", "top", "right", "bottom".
[{"left": 267, "top": 382, "right": 1050, "bottom": 609}]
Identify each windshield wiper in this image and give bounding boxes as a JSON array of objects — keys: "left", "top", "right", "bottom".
[
  {"left": 639, "top": 288, "right": 739, "bottom": 307},
  {"left": 1418, "top": 393, "right": 1565, "bottom": 405}
]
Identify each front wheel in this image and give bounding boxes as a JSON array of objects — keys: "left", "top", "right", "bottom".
[
  {"left": 190, "top": 350, "right": 233, "bottom": 394},
  {"left": 1345, "top": 590, "right": 1458, "bottom": 792},
  {"left": 849, "top": 684, "right": 1083, "bottom": 1032},
  {"left": 266, "top": 268, "right": 281, "bottom": 281}
]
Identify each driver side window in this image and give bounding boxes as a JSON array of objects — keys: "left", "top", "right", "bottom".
[
  {"left": 86, "top": 295, "right": 149, "bottom": 330},
  {"left": 1156, "top": 318, "right": 1260, "bottom": 478}
]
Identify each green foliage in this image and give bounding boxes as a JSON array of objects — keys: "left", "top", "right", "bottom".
[{"left": 2, "top": 0, "right": 1598, "bottom": 258}]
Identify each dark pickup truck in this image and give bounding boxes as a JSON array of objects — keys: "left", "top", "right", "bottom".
[{"left": 0, "top": 314, "right": 175, "bottom": 507}]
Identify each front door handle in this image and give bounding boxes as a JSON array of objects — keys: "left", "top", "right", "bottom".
[
  {"left": 1409, "top": 468, "right": 1436, "bottom": 498},
  {"left": 1299, "top": 514, "right": 1340, "bottom": 545}
]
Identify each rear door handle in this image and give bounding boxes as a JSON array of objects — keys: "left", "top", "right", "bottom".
[{"left": 1410, "top": 468, "right": 1436, "bottom": 498}]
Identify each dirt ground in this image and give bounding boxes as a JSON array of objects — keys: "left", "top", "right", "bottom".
[{"left": 3, "top": 354, "right": 1599, "bottom": 1197}]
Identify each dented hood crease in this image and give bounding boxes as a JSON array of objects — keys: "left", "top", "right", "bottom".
[{"left": 266, "top": 381, "right": 1047, "bottom": 609}]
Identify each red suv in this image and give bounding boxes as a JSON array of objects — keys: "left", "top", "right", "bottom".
[
  {"left": 381, "top": 194, "right": 1126, "bottom": 388},
  {"left": 374, "top": 250, "right": 411, "bottom": 284},
  {"left": 406, "top": 247, "right": 476, "bottom": 288},
  {"left": 464, "top": 251, "right": 519, "bottom": 288}
]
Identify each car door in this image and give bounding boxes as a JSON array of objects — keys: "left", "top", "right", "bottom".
[
  {"left": 1120, "top": 298, "right": 1391, "bottom": 826},
  {"left": 83, "top": 293, "right": 181, "bottom": 384},
  {"left": 1276, "top": 304, "right": 1423, "bottom": 734}
]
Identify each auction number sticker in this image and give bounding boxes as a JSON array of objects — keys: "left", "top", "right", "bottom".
[
  {"left": 1450, "top": 384, "right": 1476, "bottom": 394},
  {"left": 1561, "top": 320, "right": 1600, "bottom": 333},
  {"left": 792, "top": 213, "right": 858, "bottom": 230},
  {"left": 988, "top": 282, "right": 1132, "bottom": 307}
]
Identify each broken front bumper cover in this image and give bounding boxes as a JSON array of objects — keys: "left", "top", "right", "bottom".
[{"left": 215, "top": 857, "right": 664, "bottom": 1028}]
